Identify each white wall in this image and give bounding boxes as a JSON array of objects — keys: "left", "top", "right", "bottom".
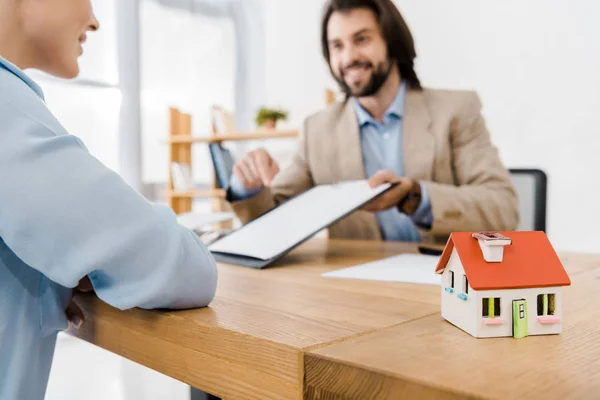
[
  {"left": 42, "top": 83, "right": 121, "bottom": 172},
  {"left": 140, "top": 0, "right": 236, "bottom": 185},
  {"left": 262, "top": 0, "right": 600, "bottom": 253},
  {"left": 263, "top": 0, "right": 333, "bottom": 125}
]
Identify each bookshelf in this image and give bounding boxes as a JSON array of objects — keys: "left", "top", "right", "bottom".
[
  {"left": 169, "top": 130, "right": 298, "bottom": 144},
  {"left": 167, "top": 107, "right": 298, "bottom": 228}
]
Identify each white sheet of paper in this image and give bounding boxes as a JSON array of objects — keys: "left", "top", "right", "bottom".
[
  {"left": 208, "top": 180, "right": 391, "bottom": 260},
  {"left": 322, "top": 253, "right": 442, "bottom": 285}
]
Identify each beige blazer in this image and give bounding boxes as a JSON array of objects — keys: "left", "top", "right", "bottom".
[{"left": 229, "top": 88, "right": 519, "bottom": 244}]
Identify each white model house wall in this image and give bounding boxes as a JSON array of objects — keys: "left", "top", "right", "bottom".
[
  {"left": 440, "top": 249, "right": 477, "bottom": 337},
  {"left": 475, "top": 287, "right": 563, "bottom": 338}
]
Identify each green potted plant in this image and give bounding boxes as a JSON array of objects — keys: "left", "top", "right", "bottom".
[{"left": 255, "top": 107, "right": 288, "bottom": 129}]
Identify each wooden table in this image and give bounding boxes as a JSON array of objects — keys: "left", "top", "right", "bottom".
[
  {"left": 71, "top": 239, "right": 440, "bottom": 399},
  {"left": 70, "top": 239, "right": 600, "bottom": 400},
  {"left": 305, "top": 250, "right": 600, "bottom": 400}
]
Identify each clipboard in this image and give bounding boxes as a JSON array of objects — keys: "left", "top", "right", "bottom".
[{"left": 208, "top": 180, "right": 393, "bottom": 268}]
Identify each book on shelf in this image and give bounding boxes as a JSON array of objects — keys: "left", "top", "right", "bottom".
[{"left": 170, "top": 162, "right": 194, "bottom": 191}]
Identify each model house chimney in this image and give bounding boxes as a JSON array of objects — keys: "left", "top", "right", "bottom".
[{"left": 472, "top": 232, "right": 512, "bottom": 262}]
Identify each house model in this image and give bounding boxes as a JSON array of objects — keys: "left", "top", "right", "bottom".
[{"left": 434, "top": 231, "right": 571, "bottom": 339}]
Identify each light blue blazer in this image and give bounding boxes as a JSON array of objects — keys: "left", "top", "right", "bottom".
[{"left": 0, "top": 56, "right": 218, "bottom": 400}]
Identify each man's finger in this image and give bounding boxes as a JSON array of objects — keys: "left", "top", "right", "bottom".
[
  {"left": 242, "top": 158, "right": 262, "bottom": 181},
  {"left": 363, "top": 188, "right": 401, "bottom": 212},
  {"left": 65, "top": 301, "right": 85, "bottom": 330},
  {"left": 244, "top": 157, "right": 261, "bottom": 182},
  {"left": 255, "top": 151, "right": 276, "bottom": 186},
  {"left": 361, "top": 203, "right": 377, "bottom": 212},
  {"left": 235, "top": 163, "right": 253, "bottom": 187},
  {"left": 242, "top": 160, "right": 263, "bottom": 187},
  {"left": 368, "top": 170, "right": 396, "bottom": 188},
  {"left": 361, "top": 197, "right": 383, "bottom": 212}
]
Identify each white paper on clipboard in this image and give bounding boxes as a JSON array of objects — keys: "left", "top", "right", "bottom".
[{"left": 208, "top": 180, "right": 391, "bottom": 261}]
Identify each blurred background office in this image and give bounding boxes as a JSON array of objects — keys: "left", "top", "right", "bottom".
[{"left": 41, "top": 0, "right": 599, "bottom": 399}]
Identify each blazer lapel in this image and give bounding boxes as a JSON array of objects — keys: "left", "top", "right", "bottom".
[
  {"left": 403, "top": 89, "right": 435, "bottom": 181},
  {"left": 333, "top": 101, "right": 366, "bottom": 181}
]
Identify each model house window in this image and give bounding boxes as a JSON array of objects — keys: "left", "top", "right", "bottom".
[
  {"left": 482, "top": 298, "right": 501, "bottom": 318},
  {"left": 537, "top": 294, "right": 555, "bottom": 316},
  {"left": 463, "top": 275, "right": 469, "bottom": 294},
  {"left": 448, "top": 271, "right": 454, "bottom": 288}
]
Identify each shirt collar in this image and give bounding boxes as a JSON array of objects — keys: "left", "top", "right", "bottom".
[
  {"left": 352, "top": 80, "right": 406, "bottom": 127},
  {"left": 0, "top": 56, "right": 45, "bottom": 100}
]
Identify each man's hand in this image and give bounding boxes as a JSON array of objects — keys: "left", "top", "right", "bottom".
[
  {"left": 233, "top": 148, "right": 280, "bottom": 190},
  {"left": 66, "top": 276, "right": 94, "bottom": 330},
  {"left": 362, "top": 170, "right": 414, "bottom": 212}
]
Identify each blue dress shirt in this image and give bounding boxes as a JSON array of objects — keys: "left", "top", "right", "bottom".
[
  {"left": 0, "top": 56, "right": 218, "bottom": 400},
  {"left": 351, "top": 82, "right": 433, "bottom": 241},
  {"left": 229, "top": 82, "right": 433, "bottom": 241}
]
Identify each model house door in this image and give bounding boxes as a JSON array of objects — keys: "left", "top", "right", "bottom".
[{"left": 512, "top": 299, "right": 528, "bottom": 338}]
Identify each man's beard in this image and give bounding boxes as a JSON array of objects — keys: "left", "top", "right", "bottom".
[{"left": 336, "top": 59, "right": 393, "bottom": 98}]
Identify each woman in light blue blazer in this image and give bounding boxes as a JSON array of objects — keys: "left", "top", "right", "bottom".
[{"left": 0, "top": 1, "right": 218, "bottom": 399}]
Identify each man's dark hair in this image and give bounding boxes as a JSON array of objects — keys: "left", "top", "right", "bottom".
[{"left": 321, "top": 0, "right": 422, "bottom": 90}]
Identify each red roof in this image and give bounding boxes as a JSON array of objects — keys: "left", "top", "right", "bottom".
[{"left": 434, "top": 231, "right": 571, "bottom": 290}]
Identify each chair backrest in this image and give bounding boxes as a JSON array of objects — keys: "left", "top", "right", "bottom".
[
  {"left": 209, "top": 143, "right": 236, "bottom": 189},
  {"left": 509, "top": 169, "right": 547, "bottom": 232}
]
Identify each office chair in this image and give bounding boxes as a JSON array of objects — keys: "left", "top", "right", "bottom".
[{"left": 509, "top": 169, "right": 547, "bottom": 232}]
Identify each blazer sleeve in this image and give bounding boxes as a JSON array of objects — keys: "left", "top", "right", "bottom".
[
  {"left": 425, "top": 92, "right": 519, "bottom": 235},
  {"left": 0, "top": 102, "right": 217, "bottom": 311},
  {"left": 229, "top": 119, "right": 315, "bottom": 224}
]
